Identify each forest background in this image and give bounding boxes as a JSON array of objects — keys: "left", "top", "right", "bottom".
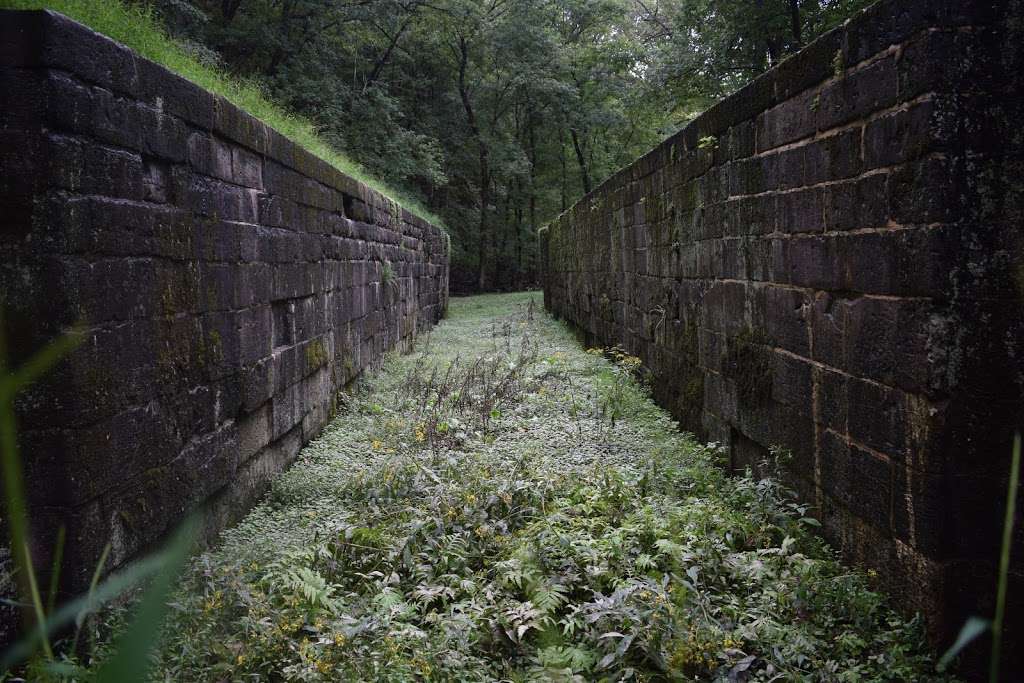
[{"left": 150, "top": 0, "right": 874, "bottom": 292}]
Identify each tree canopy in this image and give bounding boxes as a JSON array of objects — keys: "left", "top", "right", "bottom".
[{"left": 155, "top": 0, "right": 874, "bottom": 291}]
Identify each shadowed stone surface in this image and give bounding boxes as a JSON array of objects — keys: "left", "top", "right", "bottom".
[
  {"left": 0, "top": 9, "right": 448, "bottom": 643},
  {"left": 541, "top": 0, "right": 1023, "bottom": 670}
]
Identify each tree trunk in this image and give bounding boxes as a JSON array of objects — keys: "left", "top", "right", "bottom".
[
  {"left": 364, "top": 12, "right": 416, "bottom": 92},
  {"left": 526, "top": 105, "right": 538, "bottom": 286},
  {"left": 755, "top": 0, "right": 780, "bottom": 67},
  {"left": 789, "top": 0, "right": 803, "bottom": 49},
  {"left": 457, "top": 36, "right": 492, "bottom": 291},
  {"left": 497, "top": 190, "right": 510, "bottom": 289},
  {"left": 221, "top": 0, "right": 244, "bottom": 22},
  {"left": 514, "top": 192, "right": 524, "bottom": 290},
  {"left": 559, "top": 128, "right": 568, "bottom": 212},
  {"left": 570, "top": 127, "right": 592, "bottom": 195}
]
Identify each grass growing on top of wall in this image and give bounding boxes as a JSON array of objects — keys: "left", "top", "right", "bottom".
[{"left": 1, "top": 0, "right": 446, "bottom": 230}]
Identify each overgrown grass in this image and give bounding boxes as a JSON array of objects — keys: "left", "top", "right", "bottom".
[
  {"left": 0, "top": 0, "right": 446, "bottom": 229},
  {"left": 43, "top": 292, "right": 951, "bottom": 681}
]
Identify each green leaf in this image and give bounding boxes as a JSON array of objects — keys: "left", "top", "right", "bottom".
[
  {"left": 0, "top": 318, "right": 83, "bottom": 666},
  {"left": 1, "top": 547, "right": 166, "bottom": 670},
  {"left": 937, "top": 616, "right": 990, "bottom": 672},
  {"left": 597, "top": 651, "right": 617, "bottom": 670},
  {"left": 94, "top": 517, "right": 197, "bottom": 682}
]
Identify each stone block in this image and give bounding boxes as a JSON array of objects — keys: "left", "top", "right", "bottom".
[
  {"left": 187, "top": 132, "right": 233, "bottom": 182},
  {"left": 184, "top": 174, "right": 259, "bottom": 223},
  {"left": 847, "top": 378, "right": 907, "bottom": 461},
  {"left": 764, "top": 285, "right": 810, "bottom": 356},
  {"left": 232, "top": 145, "right": 263, "bottom": 189},
  {"left": 25, "top": 400, "right": 184, "bottom": 508},
  {"left": 814, "top": 366, "right": 848, "bottom": 433},
  {"left": 771, "top": 22, "right": 844, "bottom": 99},
  {"left": 726, "top": 120, "right": 756, "bottom": 160},
  {"left": 892, "top": 464, "right": 948, "bottom": 557},
  {"left": 234, "top": 262, "right": 272, "bottom": 308},
  {"left": 90, "top": 86, "right": 144, "bottom": 152},
  {"left": 769, "top": 351, "right": 813, "bottom": 408},
  {"left": 137, "top": 58, "right": 214, "bottom": 130},
  {"left": 867, "top": 226, "right": 956, "bottom": 297},
  {"left": 15, "top": 320, "right": 156, "bottom": 431},
  {"left": 898, "top": 28, "right": 995, "bottom": 101},
  {"left": 236, "top": 305, "right": 274, "bottom": 366},
  {"left": 726, "top": 157, "right": 761, "bottom": 197},
  {"left": 58, "top": 256, "right": 161, "bottom": 323},
  {"left": 775, "top": 146, "right": 805, "bottom": 190},
  {"left": 847, "top": 297, "right": 932, "bottom": 393},
  {"left": 212, "top": 95, "right": 269, "bottom": 155},
  {"left": 272, "top": 344, "right": 303, "bottom": 394},
  {"left": 198, "top": 261, "right": 238, "bottom": 311},
  {"left": 887, "top": 156, "right": 962, "bottom": 225},
  {"left": 189, "top": 312, "right": 234, "bottom": 383},
  {"left": 782, "top": 235, "right": 841, "bottom": 290},
  {"left": 39, "top": 70, "right": 91, "bottom": 134},
  {"left": 756, "top": 86, "right": 819, "bottom": 151},
  {"left": 823, "top": 173, "right": 888, "bottom": 232},
  {"left": 803, "top": 128, "right": 863, "bottom": 185},
  {"left": 37, "top": 10, "right": 140, "bottom": 96},
  {"left": 819, "top": 430, "right": 894, "bottom": 532},
  {"left": 863, "top": 98, "right": 954, "bottom": 169},
  {"left": 45, "top": 134, "right": 145, "bottom": 200},
  {"left": 0, "top": 11, "right": 44, "bottom": 66},
  {"left": 193, "top": 219, "right": 240, "bottom": 263},
  {"left": 270, "top": 381, "right": 302, "bottom": 441},
  {"left": 844, "top": 0, "right": 993, "bottom": 67},
  {"left": 777, "top": 188, "right": 824, "bottom": 234},
  {"left": 816, "top": 56, "right": 899, "bottom": 133},
  {"left": 237, "top": 404, "right": 271, "bottom": 461}
]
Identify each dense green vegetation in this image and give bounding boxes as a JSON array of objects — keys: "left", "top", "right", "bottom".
[
  {"left": 156, "top": 0, "right": 876, "bottom": 291},
  {"left": 7, "top": 0, "right": 874, "bottom": 290},
  {"left": 33, "top": 293, "right": 948, "bottom": 680}
]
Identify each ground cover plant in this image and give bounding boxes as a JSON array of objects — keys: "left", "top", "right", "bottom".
[{"left": 29, "top": 293, "right": 950, "bottom": 680}]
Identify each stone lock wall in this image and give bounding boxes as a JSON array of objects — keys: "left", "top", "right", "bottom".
[
  {"left": 0, "top": 9, "right": 449, "bottom": 628},
  {"left": 541, "top": 0, "right": 1023, "bottom": 656}
]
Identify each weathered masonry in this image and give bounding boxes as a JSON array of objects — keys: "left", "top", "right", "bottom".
[
  {"left": 541, "top": 0, "right": 1023, "bottom": 656},
  {"left": 0, "top": 9, "right": 448, "bottom": 629}
]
